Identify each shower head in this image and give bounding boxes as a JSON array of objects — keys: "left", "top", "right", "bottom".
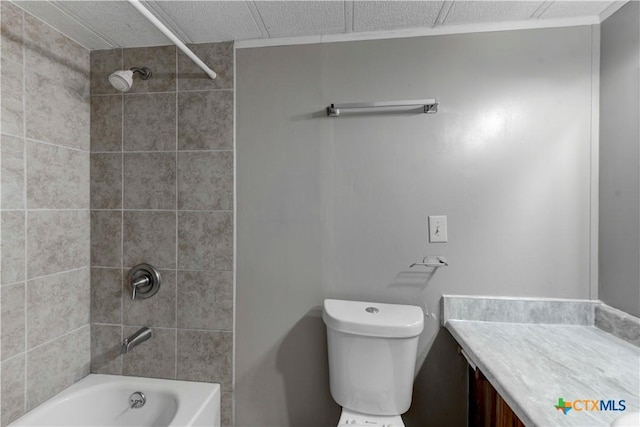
[{"left": 108, "top": 67, "right": 152, "bottom": 92}]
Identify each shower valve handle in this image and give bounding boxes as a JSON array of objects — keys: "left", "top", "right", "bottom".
[
  {"left": 130, "top": 276, "right": 150, "bottom": 300},
  {"left": 127, "top": 264, "right": 161, "bottom": 301}
]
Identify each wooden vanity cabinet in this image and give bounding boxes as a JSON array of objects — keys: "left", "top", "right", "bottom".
[{"left": 468, "top": 367, "right": 525, "bottom": 427}]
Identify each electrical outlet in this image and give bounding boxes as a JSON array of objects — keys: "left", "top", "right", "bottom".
[{"left": 428, "top": 215, "right": 448, "bottom": 243}]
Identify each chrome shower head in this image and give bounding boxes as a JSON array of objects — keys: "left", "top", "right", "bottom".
[{"left": 108, "top": 67, "right": 152, "bottom": 92}]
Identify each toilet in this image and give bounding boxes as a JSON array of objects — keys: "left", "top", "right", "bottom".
[{"left": 322, "top": 299, "right": 424, "bottom": 427}]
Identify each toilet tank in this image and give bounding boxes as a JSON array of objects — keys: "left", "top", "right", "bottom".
[{"left": 322, "top": 299, "right": 424, "bottom": 416}]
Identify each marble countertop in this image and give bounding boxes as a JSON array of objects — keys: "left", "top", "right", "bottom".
[{"left": 446, "top": 320, "right": 640, "bottom": 427}]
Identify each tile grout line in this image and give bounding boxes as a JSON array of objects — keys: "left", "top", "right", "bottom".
[
  {"left": 232, "top": 41, "right": 237, "bottom": 427},
  {"left": 175, "top": 45, "right": 179, "bottom": 380},
  {"left": 2, "top": 350, "right": 28, "bottom": 365},
  {"left": 23, "top": 136, "right": 90, "bottom": 154},
  {"left": 90, "top": 88, "right": 233, "bottom": 97},
  {"left": 25, "top": 324, "right": 90, "bottom": 354},
  {"left": 92, "top": 323, "right": 233, "bottom": 333},
  {"left": 21, "top": 5, "right": 28, "bottom": 414},
  {"left": 0, "top": 131, "right": 90, "bottom": 154},
  {"left": 92, "top": 149, "right": 234, "bottom": 154},
  {"left": 119, "top": 47, "right": 125, "bottom": 374},
  {"left": 87, "top": 55, "right": 94, "bottom": 370},
  {"left": 90, "top": 266, "right": 233, "bottom": 272},
  {"left": 14, "top": 209, "right": 91, "bottom": 212},
  {"left": 91, "top": 209, "right": 232, "bottom": 213},
  {"left": 25, "top": 266, "right": 90, "bottom": 284}
]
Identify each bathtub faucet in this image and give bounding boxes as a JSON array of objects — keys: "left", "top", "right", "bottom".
[{"left": 121, "top": 327, "right": 152, "bottom": 354}]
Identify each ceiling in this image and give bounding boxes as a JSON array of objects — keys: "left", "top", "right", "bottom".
[{"left": 13, "top": 0, "right": 625, "bottom": 50}]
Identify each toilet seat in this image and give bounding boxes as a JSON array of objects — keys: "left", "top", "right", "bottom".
[{"left": 338, "top": 408, "right": 405, "bottom": 427}]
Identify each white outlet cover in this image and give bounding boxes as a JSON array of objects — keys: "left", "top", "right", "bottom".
[{"left": 428, "top": 215, "right": 448, "bottom": 242}]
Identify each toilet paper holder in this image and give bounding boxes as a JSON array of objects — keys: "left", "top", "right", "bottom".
[{"left": 409, "top": 256, "right": 448, "bottom": 268}]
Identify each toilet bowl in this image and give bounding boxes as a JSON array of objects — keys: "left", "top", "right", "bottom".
[{"left": 322, "top": 299, "right": 424, "bottom": 427}]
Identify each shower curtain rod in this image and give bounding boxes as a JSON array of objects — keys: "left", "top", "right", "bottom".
[{"left": 126, "top": 0, "right": 217, "bottom": 80}]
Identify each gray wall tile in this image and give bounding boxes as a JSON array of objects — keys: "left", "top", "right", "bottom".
[
  {"left": 88, "top": 42, "right": 234, "bottom": 411},
  {"left": 123, "top": 93, "right": 176, "bottom": 152},
  {"left": 1, "top": 355, "right": 25, "bottom": 426},
  {"left": 178, "top": 211, "right": 232, "bottom": 271},
  {"left": 178, "top": 42, "right": 233, "bottom": 91},
  {"left": 91, "top": 153, "right": 122, "bottom": 209},
  {"left": 0, "top": 134, "right": 25, "bottom": 210},
  {"left": 1, "top": 211, "right": 25, "bottom": 285},
  {"left": 26, "top": 141, "right": 90, "bottom": 209},
  {"left": 177, "top": 270, "right": 232, "bottom": 330},
  {"left": 91, "top": 95, "right": 123, "bottom": 152},
  {"left": 221, "top": 392, "right": 233, "bottom": 427},
  {"left": 123, "top": 211, "right": 176, "bottom": 269},
  {"left": 123, "top": 46, "right": 176, "bottom": 93},
  {"left": 91, "top": 324, "right": 122, "bottom": 375},
  {"left": 91, "top": 210, "right": 122, "bottom": 267},
  {"left": 91, "top": 268, "right": 122, "bottom": 324},
  {"left": 90, "top": 49, "right": 122, "bottom": 95},
  {"left": 26, "top": 325, "right": 90, "bottom": 410},
  {"left": 123, "top": 270, "right": 176, "bottom": 328},
  {"left": 1, "top": 6, "right": 91, "bottom": 423},
  {"left": 23, "top": 13, "right": 89, "bottom": 95},
  {"left": 1, "top": 1, "right": 24, "bottom": 63},
  {"left": 27, "top": 268, "right": 90, "bottom": 349},
  {"left": 178, "top": 91, "right": 233, "bottom": 150},
  {"left": 27, "top": 210, "right": 90, "bottom": 279},
  {"left": 122, "top": 327, "right": 175, "bottom": 379},
  {"left": 123, "top": 153, "right": 176, "bottom": 209},
  {"left": 1, "top": 58, "right": 25, "bottom": 137},
  {"left": 178, "top": 151, "right": 233, "bottom": 211},
  {"left": 1, "top": 284, "right": 25, "bottom": 360},
  {"left": 177, "top": 330, "right": 232, "bottom": 389},
  {"left": 25, "top": 70, "right": 90, "bottom": 151}
]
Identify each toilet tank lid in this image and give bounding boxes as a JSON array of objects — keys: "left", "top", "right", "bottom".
[{"left": 322, "top": 299, "right": 424, "bottom": 338}]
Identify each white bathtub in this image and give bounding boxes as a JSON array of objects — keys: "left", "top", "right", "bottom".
[{"left": 10, "top": 374, "right": 220, "bottom": 427}]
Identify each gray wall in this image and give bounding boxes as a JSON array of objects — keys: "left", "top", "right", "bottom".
[
  {"left": 236, "top": 26, "right": 595, "bottom": 426},
  {"left": 599, "top": 0, "right": 640, "bottom": 317},
  {"left": 88, "top": 43, "right": 235, "bottom": 425},
  {"left": 1, "top": 2, "right": 91, "bottom": 425}
]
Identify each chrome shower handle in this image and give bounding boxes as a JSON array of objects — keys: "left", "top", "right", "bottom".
[
  {"left": 128, "top": 264, "right": 161, "bottom": 300},
  {"left": 130, "top": 276, "right": 150, "bottom": 300}
]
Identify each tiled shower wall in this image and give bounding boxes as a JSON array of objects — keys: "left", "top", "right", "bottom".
[
  {"left": 1, "top": 2, "right": 91, "bottom": 425},
  {"left": 88, "top": 43, "right": 234, "bottom": 425}
]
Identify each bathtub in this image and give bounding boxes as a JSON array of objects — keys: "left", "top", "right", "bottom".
[{"left": 9, "top": 374, "right": 220, "bottom": 427}]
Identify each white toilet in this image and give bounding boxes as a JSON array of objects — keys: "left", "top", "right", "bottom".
[{"left": 322, "top": 299, "right": 424, "bottom": 427}]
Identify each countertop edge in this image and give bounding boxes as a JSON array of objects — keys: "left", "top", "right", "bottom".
[{"left": 445, "top": 321, "right": 537, "bottom": 427}]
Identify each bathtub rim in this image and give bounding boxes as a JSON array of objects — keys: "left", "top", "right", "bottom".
[{"left": 9, "top": 373, "right": 221, "bottom": 427}]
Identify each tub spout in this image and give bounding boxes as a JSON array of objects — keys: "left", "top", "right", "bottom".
[{"left": 121, "top": 327, "right": 152, "bottom": 354}]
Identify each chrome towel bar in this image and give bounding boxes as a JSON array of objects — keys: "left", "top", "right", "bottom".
[{"left": 327, "top": 99, "right": 438, "bottom": 117}]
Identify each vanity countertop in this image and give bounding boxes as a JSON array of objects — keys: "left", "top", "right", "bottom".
[{"left": 443, "top": 298, "right": 640, "bottom": 427}]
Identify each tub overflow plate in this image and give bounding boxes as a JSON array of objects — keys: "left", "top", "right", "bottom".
[{"left": 129, "top": 391, "right": 146, "bottom": 409}]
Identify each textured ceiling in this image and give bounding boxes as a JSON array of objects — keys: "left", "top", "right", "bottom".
[{"left": 12, "top": 0, "right": 624, "bottom": 50}]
